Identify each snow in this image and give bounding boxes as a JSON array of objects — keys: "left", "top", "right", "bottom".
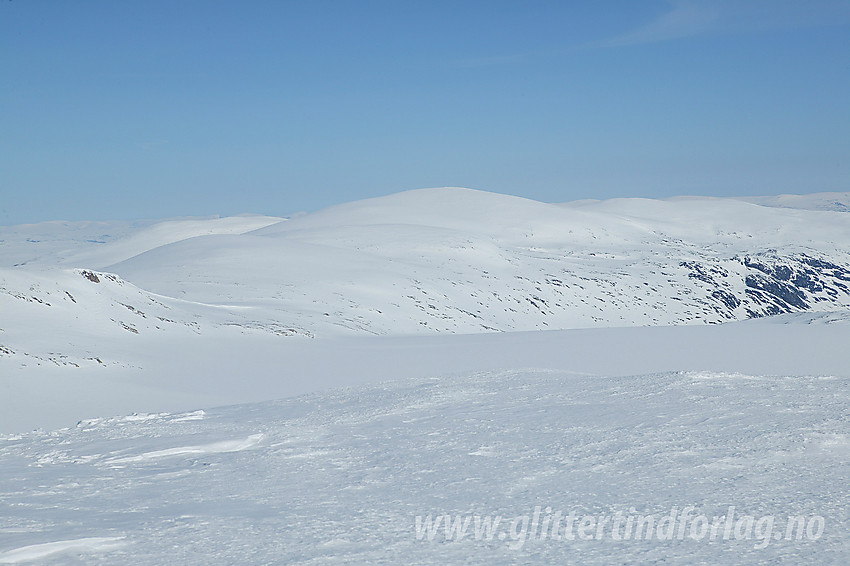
[
  {"left": 105, "top": 433, "right": 264, "bottom": 464},
  {"left": 3, "top": 189, "right": 849, "bottom": 359},
  {"left": 1, "top": 188, "right": 849, "bottom": 563},
  {"left": 0, "top": 538, "right": 126, "bottom": 564},
  {"left": 1, "top": 367, "right": 848, "bottom": 564},
  {"left": 0, "top": 219, "right": 149, "bottom": 269},
  {"left": 2, "top": 312, "right": 849, "bottom": 433},
  {"left": 732, "top": 191, "right": 850, "bottom": 213},
  {"left": 0, "top": 215, "right": 284, "bottom": 269},
  {"left": 58, "top": 214, "right": 285, "bottom": 269}
]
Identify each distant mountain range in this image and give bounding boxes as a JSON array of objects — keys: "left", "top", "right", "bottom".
[{"left": 2, "top": 189, "right": 849, "bottom": 370}]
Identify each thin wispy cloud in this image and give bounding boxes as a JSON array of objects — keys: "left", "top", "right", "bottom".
[
  {"left": 449, "top": 0, "right": 850, "bottom": 67},
  {"left": 589, "top": 0, "right": 850, "bottom": 49},
  {"left": 599, "top": 0, "right": 719, "bottom": 48}
]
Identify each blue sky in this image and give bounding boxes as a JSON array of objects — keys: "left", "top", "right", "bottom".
[{"left": 2, "top": 0, "right": 849, "bottom": 224}]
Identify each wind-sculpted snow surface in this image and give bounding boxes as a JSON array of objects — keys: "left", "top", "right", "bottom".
[{"left": 1, "top": 370, "right": 848, "bottom": 564}]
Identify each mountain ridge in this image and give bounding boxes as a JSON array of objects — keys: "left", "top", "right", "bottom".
[{"left": 2, "top": 189, "right": 849, "bottom": 371}]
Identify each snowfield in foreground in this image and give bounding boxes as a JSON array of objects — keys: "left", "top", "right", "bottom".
[
  {"left": 0, "top": 313, "right": 848, "bottom": 564},
  {"left": 2, "top": 366, "right": 849, "bottom": 564}
]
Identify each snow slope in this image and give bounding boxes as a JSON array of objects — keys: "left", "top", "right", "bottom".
[
  {"left": 0, "top": 219, "right": 149, "bottom": 269},
  {"left": 2, "top": 188, "right": 849, "bottom": 420},
  {"left": 0, "top": 214, "right": 284, "bottom": 269},
  {"left": 2, "top": 310, "right": 848, "bottom": 433},
  {"left": 109, "top": 189, "right": 850, "bottom": 333},
  {"left": 2, "top": 189, "right": 849, "bottom": 371},
  {"left": 2, "top": 364, "right": 848, "bottom": 564},
  {"left": 733, "top": 191, "right": 850, "bottom": 212}
]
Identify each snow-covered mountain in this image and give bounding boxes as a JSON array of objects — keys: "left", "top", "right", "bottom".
[{"left": 2, "top": 188, "right": 849, "bottom": 370}]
